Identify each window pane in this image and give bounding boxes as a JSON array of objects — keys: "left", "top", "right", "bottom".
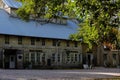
[
  {"left": 36, "top": 52, "right": 40, "bottom": 63},
  {"left": 24, "top": 53, "right": 29, "bottom": 61},
  {"left": 74, "top": 42, "right": 78, "bottom": 47},
  {"left": 103, "top": 54, "right": 107, "bottom": 60},
  {"left": 18, "top": 37, "right": 22, "bottom": 45},
  {"left": 5, "top": 36, "right": 9, "bottom": 44},
  {"left": 31, "top": 52, "right": 35, "bottom": 64},
  {"left": 42, "top": 54, "right": 45, "bottom": 62},
  {"left": 31, "top": 38, "right": 35, "bottom": 45},
  {"left": 58, "top": 54, "right": 60, "bottom": 62},
  {"left": 52, "top": 53, "right": 55, "bottom": 62},
  {"left": 79, "top": 54, "right": 81, "bottom": 62},
  {"left": 67, "top": 53, "right": 70, "bottom": 62},
  {"left": 75, "top": 54, "right": 77, "bottom": 61},
  {"left": 66, "top": 41, "right": 69, "bottom": 47},
  {"left": 113, "top": 54, "right": 116, "bottom": 60},
  {"left": 42, "top": 39, "right": 45, "bottom": 46},
  {"left": 52, "top": 40, "right": 56, "bottom": 46}
]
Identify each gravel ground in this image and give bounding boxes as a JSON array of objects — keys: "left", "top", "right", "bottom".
[{"left": 0, "top": 67, "right": 119, "bottom": 80}]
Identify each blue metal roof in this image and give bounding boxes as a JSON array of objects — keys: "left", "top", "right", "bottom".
[
  {"left": 2, "top": 0, "right": 22, "bottom": 8},
  {"left": 0, "top": 9, "right": 78, "bottom": 40}
]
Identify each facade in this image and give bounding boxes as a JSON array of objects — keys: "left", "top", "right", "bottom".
[
  {"left": 0, "top": 0, "right": 119, "bottom": 69},
  {"left": 0, "top": 0, "right": 82, "bottom": 69},
  {"left": 96, "top": 44, "right": 120, "bottom": 67},
  {"left": 82, "top": 43, "right": 120, "bottom": 68}
]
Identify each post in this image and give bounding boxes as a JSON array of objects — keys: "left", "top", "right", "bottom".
[
  {"left": 56, "top": 40, "right": 60, "bottom": 67},
  {"left": 2, "top": 49, "right": 4, "bottom": 69}
]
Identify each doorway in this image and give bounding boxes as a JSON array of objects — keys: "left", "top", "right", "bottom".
[
  {"left": 87, "top": 54, "right": 93, "bottom": 67},
  {"left": 9, "top": 55, "right": 15, "bottom": 68},
  {"left": 47, "top": 59, "right": 51, "bottom": 66},
  {"left": 4, "top": 49, "right": 17, "bottom": 69}
]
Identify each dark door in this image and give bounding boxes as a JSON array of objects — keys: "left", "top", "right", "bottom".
[
  {"left": 88, "top": 54, "right": 91, "bottom": 66},
  {"left": 47, "top": 59, "right": 51, "bottom": 66}
]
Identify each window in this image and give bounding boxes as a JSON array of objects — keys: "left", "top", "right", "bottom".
[
  {"left": 42, "top": 39, "right": 45, "bottom": 46},
  {"left": 67, "top": 53, "right": 70, "bottom": 62},
  {"left": 42, "top": 54, "right": 45, "bottom": 62},
  {"left": 79, "top": 54, "right": 81, "bottom": 62},
  {"left": 52, "top": 53, "right": 55, "bottom": 62},
  {"left": 31, "top": 52, "right": 35, "bottom": 64},
  {"left": 36, "top": 52, "right": 40, "bottom": 63},
  {"left": 53, "top": 40, "right": 60, "bottom": 46},
  {"left": 113, "top": 54, "right": 117, "bottom": 60},
  {"left": 58, "top": 54, "right": 60, "bottom": 62},
  {"left": 52, "top": 40, "right": 56, "bottom": 46},
  {"left": 103, "top": 54, "right": 107, "bottom": 60},
  {"left": 74, "top": 42, "right": 78, "bottom": 47},
  {"left": 5, "top": 35, "right": 9, "bottom": 44},
  {"left": 18, "top": 37, "right": 22, "bottom": 45},
  {"left": 71, "top": 55, "right": 74, "bottom": 62},
  {"left": 31, "top": 38, "right": 35, "bottom": 45},
  {"left": 24, "top": 53, "right": 29, "bottom": 61},
  {"left": 66, "top": 41, "right": 69, "bottom": 47},
  {"left": 75, "top": 54, "right": 77, "bottom": 61}
]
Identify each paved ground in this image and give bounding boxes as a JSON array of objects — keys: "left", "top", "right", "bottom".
[{"left": 0, "top": 67, "right": 120, "bottom": 80}]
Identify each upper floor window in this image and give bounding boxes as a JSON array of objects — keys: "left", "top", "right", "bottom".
[
  {"left": 52, "top": 40, "right": 56, "bottom": 46},
  {"left": 42, "top": 39, "right": 45, "bottom": 46},
  {"left": 18, "top": 37, "right": 22, "bottom": 45},
  {"left": 52, "top": 40, "right": 60, "bottom": 46},
  {"left": 74, "top": 42, "right": 78, "bottom": 47},
  {"left": 66, "top": 41, "right": 69, "bottom": 47},
  {"left": 31, "top": 38, "right": 35, "bottom": 45},
  {"left": 5, "top": 35, "right": 9, "bottom": 44}
]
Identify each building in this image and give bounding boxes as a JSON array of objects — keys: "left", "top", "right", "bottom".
[
  {"left": 0, "top": 0, "right": 119, "bottom": 69},
  {"left": 0, "top": 0, "right": 82, "bottom": 69}
]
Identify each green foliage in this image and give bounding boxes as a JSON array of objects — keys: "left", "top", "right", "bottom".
[
  {"left": 17, "top": 0, "right": 120, "bottom": 49},
  {"left": 71, "top": 0, "right": 120, "bottom": 49},
  {"left": 70, "top": 17, "right": 99, "bottom": 49}
]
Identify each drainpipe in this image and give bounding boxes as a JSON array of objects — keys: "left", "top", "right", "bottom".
[{"left": 56, "top": 40, "right": 60, "bottom": 67}]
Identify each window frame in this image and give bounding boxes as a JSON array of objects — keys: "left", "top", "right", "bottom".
[
  {"left": 18, "top": 36, "right": 22, "bottom": 45},
  {"left": 5, "top": 35, "right": 9, "bottom": 44},
  {"left": 31, "top": 38, "right": 35, "bottom": 45}
]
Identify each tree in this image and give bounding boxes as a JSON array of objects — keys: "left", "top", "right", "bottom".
[
  {"left": 70, "top": 0, "right": 120, "bottom": 49},
  {"left": 17, "top": 0, "right": 120, "bottom": 49},
  {"left": 17, "top": 0, "right": 75, "bottom": 21}
]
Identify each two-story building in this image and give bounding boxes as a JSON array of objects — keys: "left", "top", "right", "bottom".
[
  {"left": 0, "top": 0, "right": 82, "bottom": 69},
  {"left": 0, "top": 0, "right": 119, "bottom": 69}
]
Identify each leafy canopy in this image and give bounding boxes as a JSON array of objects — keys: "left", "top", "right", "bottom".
[
  {"left": 17, "top": 0, "right": 120, "bottom": 49},
  {"left": 70, "top": 0, "right": 120, "bottom": 49}
]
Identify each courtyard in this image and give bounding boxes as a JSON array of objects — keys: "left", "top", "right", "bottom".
[{"left": 0, "top": 67, "right": 119, "bottom": 80}]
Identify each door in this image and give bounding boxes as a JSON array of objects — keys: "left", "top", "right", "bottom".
[
  {"left": 47, "top": 59, "right": 51, "bottom": 66},
  {"left": 9, "top": 55, "right": 15, "bottom": 68},
  {"left": 87, "top": 54, "right": 93, "bottom": 66}
]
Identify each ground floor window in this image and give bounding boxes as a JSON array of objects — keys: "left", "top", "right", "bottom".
[
  {"left": 58, "top": 54, "right": 60, "bottom": 62},
  {"left": 52, "top": 53, "right": 55, "bottom": 62},
  {"left": 24, "top": 53, "right": 29, "bottom": 62},
  {"left": 112, "top": 54, "right": 117, "bottom": 60},
  {"left": 24, "top": 50, "right": 42, "bottom": 65},
  {"left": 36, "top": 52, "right": 40, "bottom": 64},
  {"left": 23, "top": 50, "right": 82, "bottom": 66}
]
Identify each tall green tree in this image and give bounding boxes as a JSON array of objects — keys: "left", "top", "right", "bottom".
[
  {"left": 71, "top": 0, "right": 120, "bottom": 49},
  {"left": 17, "top": 0, "right": 75, "bottom": 21},
  {"left": 17, "top": 0, "right": 120, "bottom": 49}
]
